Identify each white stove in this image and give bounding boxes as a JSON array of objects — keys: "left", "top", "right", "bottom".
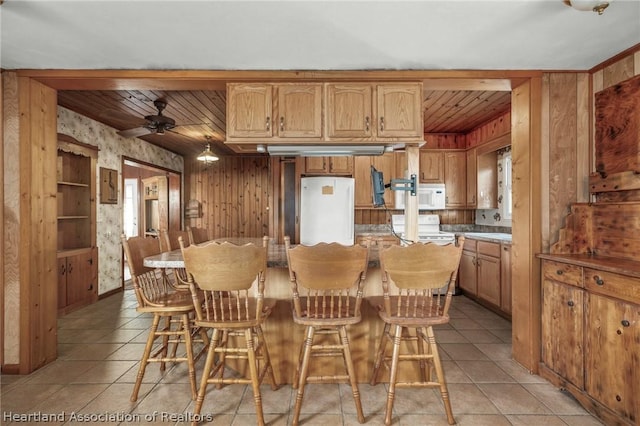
[{"left": 391, "top": 214, "right": 456, "bottom": 245}]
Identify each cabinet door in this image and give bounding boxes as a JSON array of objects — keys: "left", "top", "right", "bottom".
[
  {"left": 444, "top": 151, "right": 466, "bottom": 207},
  {"left": 65, "top": 251, "right": 96, "bottom": 307},
  {"left": 466, "top": 148, "right": 477, "bottom": 208},
  {"left": 376, "top": 84, "right": 423, "bottom": 138},
  {"left": 542, "top": 278, "right": 585, "bottom": 389},
  {"left": 477, "top": 253, "right": 500, "bottom": 307},
  {"left": 58, "top": 257, "right": 68, "bottom": 309},
  {"left": 326, "top": 83, "right": 373, "bottom": 138},
  {"left": 586, "top": 293, "right": 639, "bottom": 421},
  {"left": 419, "top": 151, "right": 444, "bottom": 183},
  {"left": 226, "top": 83, "right": 273, "bottom": 138},
  {"left": 500, "top": 244, "right": 512, "bottom": 315},
  {"left": 477, "top": 151, "right": 498, "bottom": 209},
  {"left": 459, "top": 250, "right": 477, "bottom": 296},
  {"left": 329, "top": 156, "right": 353, "bottom": 174},
  {"left": 304, "top": 157, "right": 328, "bottom": 174},
  {"left": 353, "top": 154, "right": 395, "bottom": 208},
  {"left": 276, "top": 84, "right": 322, "bottom": 138}
]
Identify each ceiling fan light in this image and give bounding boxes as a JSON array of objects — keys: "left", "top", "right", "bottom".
[
  {"left": 569, "top": 0, "right": 611, "bottom": 14},
  {"left": 197, "top": 143, "right": 219, "bottom": 164}
]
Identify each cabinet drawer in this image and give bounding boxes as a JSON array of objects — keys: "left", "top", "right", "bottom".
[
  {"left": 477, "top": 241, "right": 500, "bottom": 257},
  {"left": 542, "top": 261, "right": 583, "bottom": 288},
  {"left": 584, "top": 268, "right": 640, "bottom": 304},
  {"left": 463, "top": 238, "right": 477, "bottom": 251}
]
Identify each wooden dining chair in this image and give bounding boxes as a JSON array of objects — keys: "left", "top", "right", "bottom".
[
  {"left": 284, "top": 236, "right": 369, "bottom": 425},
  {"left": 121, "top": 234, "right": 201, "bottom": 402},
  {"left": 187, "top": 226, "right": 210, "bottom": 245},
  {"left": 159, "top": 228, "right": 191, "bottom": 290},
  {"left": 369, "top": 237, "right": 465, "bottom": 426},
  {"left": 180, "top": 236, "right": 278, "bottom": 426}
]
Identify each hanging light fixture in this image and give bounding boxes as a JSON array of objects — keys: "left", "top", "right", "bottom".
[
  {"left": 569, "top": 0, "right": 612, "bottom": 14},
  {"left": 197, "top": 136, "right": 219, "bottom": 165}
]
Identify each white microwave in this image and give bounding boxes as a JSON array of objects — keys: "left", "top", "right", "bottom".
[{"left": 395, "top": 183, "right": 446, "bottom": 210}]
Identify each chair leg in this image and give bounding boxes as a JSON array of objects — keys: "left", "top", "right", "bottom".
[
  {"left": 161, "top": 315, "right": 172, "bottom": 371},
  {"left": 292, "top": 326, "right": 306, "bottom": 390},
  {"left": 215, "top": 329, "right": 229, "bottom": 389},
  {"left": 416, "top": 326, "right": 428, "bottom": 383},
  {"left": 339, "top": 326, "right": 365, "bottom": 423},
  {"left": 427, "top": 326, "right": 455, "bottom": 425},
  {"left": 131, "top": 314, "right": 161, "bottom": 402},
  {"left": 245, "top": 328, "right": 266, "bottom": 426},
  {"left": 192, "top": 328, "right": 219, "bottom": 426},
  {"left": 181, "top": 313, "right": 197, "bottom": 400},
  {"left": 292, "top": 326, "right": 315, "bottom": 426},
  {"left": 384, "top": 324, "right": 403, "bottom": 426},
  {"left": 370, "top": 322, "right": 391, "bottom": 386},
  {"left": 254, "top": 325, "right": 279, "bottom": 390}
]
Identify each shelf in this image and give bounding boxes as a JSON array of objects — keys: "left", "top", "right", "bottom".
[
  {"left": 58, "top": 215, "right": 90, "bottom": 220},
  {"left": 57, "top": 247, "right": 93, "bottom": 258}
]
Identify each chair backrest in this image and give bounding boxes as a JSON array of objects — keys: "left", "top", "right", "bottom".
[
  {"left": 284, "top": 236, "right": 369, "bottom": 320},
  {"left": 180, "top": 237, "right": 268, "bottom": 323},
  {"left": 379, "top": 237, "right": 465, "bottom": 320},
  {"left": 121, "top": 234, "right": 169, "bottom": 308},
  {"left": 187, "top": 226, "right": 210, "bottom": 245},
  {"left": 159, "top": 229, "right": 190, "bottom": 251}
]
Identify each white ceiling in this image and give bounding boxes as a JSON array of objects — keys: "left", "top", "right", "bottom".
[{"left": 1, "top": 0, "right": 639, "bottom": 71}]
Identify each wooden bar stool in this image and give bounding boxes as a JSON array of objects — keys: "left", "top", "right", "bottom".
[
  {"left": 180, "top": 236, "right": 278, "bottom": 426},
  {"left": 284, "top": 236, "right": 369, "bottom": 425},
  {"left": 187, "top": 226, "right": 210, "bottom": 245},
  {"left": 159, "top": 228, "right": 191, "bottom": 290},
  {"left": 121, "top": 234, "right": 202, "bottom": 402},
  {"left": 369, "top": 237, "right": 464, "bottom": 425}
]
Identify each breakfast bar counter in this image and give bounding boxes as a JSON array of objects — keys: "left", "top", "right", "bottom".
[{"left": 144, "top": 239, "right": 432, "bottom": 384}]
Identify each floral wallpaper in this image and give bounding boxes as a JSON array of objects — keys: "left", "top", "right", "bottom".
[{"left": 57, "top": 106, "right": 183, "bottom": 294}]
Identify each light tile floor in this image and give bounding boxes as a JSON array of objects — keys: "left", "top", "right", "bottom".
[{"left": 1, "top": 289, "right": 603, "bottom": 425}]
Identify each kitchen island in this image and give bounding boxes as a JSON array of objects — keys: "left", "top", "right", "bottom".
[{"left": 144, "top": 238, "right": 455, "bottom": 384}]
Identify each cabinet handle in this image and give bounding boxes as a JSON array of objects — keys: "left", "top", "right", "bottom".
[
  {"left": 379, "top": 116, "right": 385, "bottom": 132},
  {"left": 88, "top": 283, "right": 93, "bottom": 291},
  {"left": 621, "top": 320, "right": 630, "bottom": 327},
  {"left": 556, "top": 270, "right": 564, "bottom": 275},
  {"left": 365, "top": 116, "right": 370, "bottom": 132},
  {"left": 280, "top": 116, "right": 285, "bottom": 132},
  {"left": 567, "top": 300, "right": 574, "bottom": 307},
  {"left": 593, "top": 275, "right": 604, "bottom": 286},
  {"left": 266, "top": 116, "right": 271, "bottom": 131},
  {"left": 68, "top": 264, "right": 73, "bottom": 274},
  {"left": 60, "top": 264, "right": 66, "bottom": 275}
]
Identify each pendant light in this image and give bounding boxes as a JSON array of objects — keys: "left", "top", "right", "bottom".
[
  {"left": 197, "top": 136, "right": 219, "bottom": 165},
  {"left": 569, "top": 0, "right": 612, "bottom": 14}
]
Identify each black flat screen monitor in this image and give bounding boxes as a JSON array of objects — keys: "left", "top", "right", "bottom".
[{"left": 371, "top": 166, "right": 385, "bottom": 207}]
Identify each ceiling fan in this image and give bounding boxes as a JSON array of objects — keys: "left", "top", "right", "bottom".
[{"left": 117, "top": 99, "right": 178, "bottom": 138}]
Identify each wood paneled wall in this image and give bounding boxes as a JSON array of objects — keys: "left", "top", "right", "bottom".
[
  {"left": 354, "top": 208, "right": 475, "bottom": 226},
  {"left": 466, "top": 110, "right": 511, "bottom": 148},
  {"left": 2, "top": 74, "right": 58, "bottom": 373},
  {"left": 185, "top": 155, "right": 272, "bottom": 239}
]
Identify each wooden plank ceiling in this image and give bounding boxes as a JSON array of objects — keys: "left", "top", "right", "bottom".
[{"left": 57, "top": 87, "right": 511, "bottom": 159}]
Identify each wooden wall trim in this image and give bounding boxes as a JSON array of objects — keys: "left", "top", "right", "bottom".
[
  {"left": 0, "top": 70, "right": 4, "bottom": 368},
  {"left": 588, "top": 43, "right": 640, "bottom": 74},
  {"left": 511, "top": 77, "right": 543, "bottom": 373}
]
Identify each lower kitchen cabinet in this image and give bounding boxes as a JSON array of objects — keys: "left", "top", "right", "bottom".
[
  {"left": 57, "top": 247, "right": 98, "bottom": 314},
  {"left": 459, "top": 237, "right": 511, "bottom": 318},
  {"left": 539, "top": 256, "right": 640, "bottom": 426}
]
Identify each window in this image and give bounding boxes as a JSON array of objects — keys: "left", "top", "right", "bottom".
[{"left": 501, "top": 151, "right": 513, "bottom": 221}]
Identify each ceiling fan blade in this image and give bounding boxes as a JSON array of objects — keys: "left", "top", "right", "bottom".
[{"left": 118, "top": 127, "right": 152, "bottom": 138}]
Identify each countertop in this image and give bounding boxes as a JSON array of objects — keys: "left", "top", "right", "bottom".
[{"left": 460, "top": 232, "right": 512, "bottom": 244}]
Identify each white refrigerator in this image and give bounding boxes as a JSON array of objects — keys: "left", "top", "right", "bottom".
[{"left": 300, "top": 176, "right": 355, "bottom": 245}]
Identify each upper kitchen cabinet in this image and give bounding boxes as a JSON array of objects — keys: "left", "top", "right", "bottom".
[
  {"left": 354, "top": 153, "right": 396, "bottom": 208},
  {"left": 476, "top": 151, "right": 498, "bottom": 209},
  {"left": 276, "top": 84, "right": 323, "bottom": 138},
  {"left": 419, "top": 150, "right": 444, "bottom": 183},
  {"left": 376, "top": 83, "right": 423, "bottom": 139},
  {"left": 226, "top": 84, "right": 273, "bottom": 139},
  {"left": 304, "top": 156, "right": 353, "bottom": 175},
  {"left": 326, "top": 83, "right": 373, "bottom": 139},
  {"left": 226, "top": 83, "right": 323, "bottom": 141},
  {"left": 466, "top": 148, "right": 477, "bottom": 208},
  {"left": 444, "top": 151, "right": 466, "bottom": 208}
]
